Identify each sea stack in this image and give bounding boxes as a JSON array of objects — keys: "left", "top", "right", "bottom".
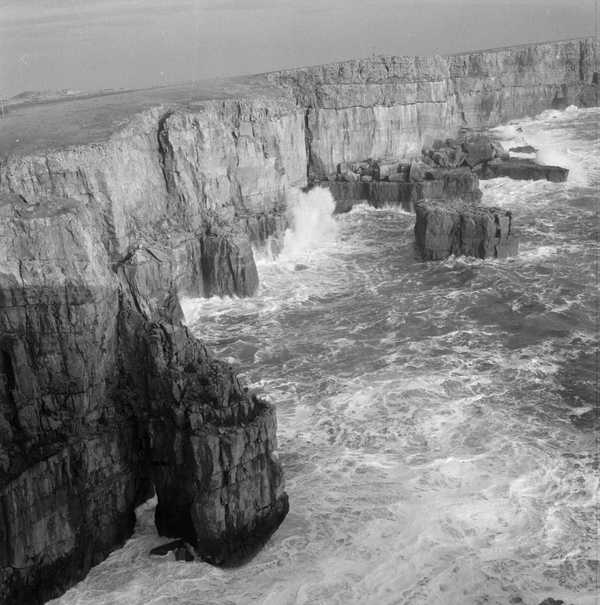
[{"left": 414, "top": 199, "right": 519, "bottom": 260}]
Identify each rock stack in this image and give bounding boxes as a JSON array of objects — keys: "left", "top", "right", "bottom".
[{"left": 414, "top": 199, "right": 519, "bottom": 260}]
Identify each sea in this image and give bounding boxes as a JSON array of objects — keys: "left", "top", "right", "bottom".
[{"left": 52, "top": 106, "right": 599, "bottom": 605}]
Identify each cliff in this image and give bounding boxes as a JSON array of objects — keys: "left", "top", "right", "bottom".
[
  {"left": 267, "top": 38, "right": 598, "bottom": 177},
  {"left": 0, "top": 38, "right": 598, "bottom": 604}
]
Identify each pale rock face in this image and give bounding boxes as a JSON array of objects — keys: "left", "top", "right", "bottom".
[
  {"left": 158, "top": 100, "right": 306, "bottom": 229},
  {"left": 269, "top": 39, "right": 598, "bottom": 176}
]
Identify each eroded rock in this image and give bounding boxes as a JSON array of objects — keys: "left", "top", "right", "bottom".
[
  {"left": 475, "top": 158, "right": 569, "bottom": 182},
  {"left": 324, "top": 167, "right": 481, "bottom": 213},
  {"left": 414, "top": 199, "right": 519, "bottom": 260},
  {"left": 0, "top": 194, "right": 288, "bottom": 604}
]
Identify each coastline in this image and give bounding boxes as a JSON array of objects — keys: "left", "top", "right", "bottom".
[{"left": 0, "top": 38, "right": 598, "bottom": 604}]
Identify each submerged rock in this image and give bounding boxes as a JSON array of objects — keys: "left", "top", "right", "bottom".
[
  {"left": 476, "top": 158, "right": 569, "bottom": 182},
  {"left": 414, "top": 199, "right": 519, "bottom": 260},
  {"left": 150, "top": 539, "right": 196, "bottom": 561},
  {"left": 509, "top": 144, "right": 538, "bottom": 153}
]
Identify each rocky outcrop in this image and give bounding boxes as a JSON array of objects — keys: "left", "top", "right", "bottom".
[
  {"left": 0, "top": 38, "right": 598, "bottom": 603},
  {"left": 0, "top": 194, "right": 287, "bottom": 604},
  {"left": 324, "top": 167, "right": 481, "bottom": 213},
  {"left": 0, "top": 99, "right": 307, "bottom": 298},
  {"left": 414, "top": 199, "right": 518, "bottom": 260},
  {"left": 475, "top": 158, "right": 569, "bottom": 182}
]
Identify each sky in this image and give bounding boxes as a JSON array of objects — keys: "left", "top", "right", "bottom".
[{"left": 0, "top": 0, "right": 596, "bottom": 97}]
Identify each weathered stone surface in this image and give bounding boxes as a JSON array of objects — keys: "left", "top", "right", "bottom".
[
  {"left": 1, "top": 99, "right": 307, "bottom": 298},
  {"left": 324, "top": 167, "right": 481, "bottom": 213},
  {"left": 461, "top": 134, "right": 496, "bottom": 167},
  {"left": 475, "top": 158, "right": 569, "bottom": 182},
  {"left": 269, "top": 39, "right": 599, "bottom": 176},
  {"left": 414, "top": 199, "right": 518, "bottom": 260},
  {"left": 0, "top": 194, "right": 287, "bottom": 604}
]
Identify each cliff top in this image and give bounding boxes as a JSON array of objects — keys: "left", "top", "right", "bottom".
[{"left": 0, "top": 37, "right": 596, "bottom": 159}]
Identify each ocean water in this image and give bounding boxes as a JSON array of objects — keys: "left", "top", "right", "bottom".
[{"left": 52, "top": 107, "right": 599, "bottom": 605}]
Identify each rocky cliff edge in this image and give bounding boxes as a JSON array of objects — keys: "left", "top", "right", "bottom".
[{"left": 0, "top": 38, "right": 598, "bottom": 604}]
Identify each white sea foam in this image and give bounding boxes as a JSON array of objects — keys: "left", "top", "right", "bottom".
[
  {"left": 53, "top": 105, "right": 599, "bottom": 605},
  {"left": 279, "top": 187, "right": 339, "bottom": 261}
]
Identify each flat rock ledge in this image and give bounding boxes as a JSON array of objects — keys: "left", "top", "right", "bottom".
[
  {"left": 475, "top": 158, "right": 569, "bottom": 182},
  {"left": 323, "top": 167, "right": 482, "bottom": 213},
  {"left": 414, "top": 199, "right": 519, "bottom": 261}
]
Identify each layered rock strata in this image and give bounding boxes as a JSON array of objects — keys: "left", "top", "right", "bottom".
[
  {"left": 0, "top": 38, "right": 598, "bottom": 603},
  {"left": 325, "top": 168, "right": 481, "bottom": 213},
  {"left": 414, "top": 199, "right": 519, "bottom": 260},
  {"left": 0, "top": 194, "right": 288, "bottom": 604},
  {"left": 268, "top": 38, "right": 598, "bottom": 178}
]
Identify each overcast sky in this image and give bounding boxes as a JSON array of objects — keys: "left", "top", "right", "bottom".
[{"left": 0, "top": 0, "right": 596, "bottom": 97}]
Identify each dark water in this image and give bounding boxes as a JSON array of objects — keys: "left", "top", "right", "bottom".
[{"left": 54, "top": 107, "right": 598, "bottom": 605}]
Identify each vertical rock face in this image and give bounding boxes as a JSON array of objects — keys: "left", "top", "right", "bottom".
[
  {"left": 414, "top": 199, "right": 519, "bottom": 260},
  {"left": 0, "top": 195, "right": 146, "bottom": 604},
  {"left": 0, "top": 99, "right": 307, "bottom": 299},
  {"left": 0, "top": 38, "right": 598, "bottom": 603},
  {"left": 325, "top": 167, "right": 482, "bottom": 213},
  {"left": 268, "top": 38, "right": 599, "bottom": 177},
  {"left": 0, "top": 194, "right": 287, "bottom": 604}
]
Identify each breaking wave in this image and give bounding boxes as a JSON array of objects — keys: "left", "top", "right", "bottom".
[{"left": 52, "top": 107, "right": 600, "bottom": 605}]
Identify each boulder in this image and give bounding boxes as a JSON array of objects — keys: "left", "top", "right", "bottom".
[
  {"left": 409, "top": 160, "right": 428, "bottom": 182},
  {"left": 462, "top": 134, "right": 496, "bottom": 167},
  {"left": 378, "top": 161, "right": 401, "bottom": 180},
  {"left": 476, "top": 158, "right": 568, "bottom": 182},
  {"left": 414, "top": 199, "right": 519, "bottom": 260},
  {"left": 423, "top": 144, "right": 466, "bottom": 169},
  {"left": 491, "top": 140, "right": 510, "bottom": 160}
]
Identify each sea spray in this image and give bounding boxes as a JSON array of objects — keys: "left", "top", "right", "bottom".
[
  {"left": 51, "top": 106, "right": 600, "bottom": 605},
  {"left": 280, "top": 187, "right": 338, "bottom": 260},
  {"left": 252, "top": 187, "right": 339, "bottom": 267},
  {"left": 492, "top": 105, "right": 593, "bottom": 186}
]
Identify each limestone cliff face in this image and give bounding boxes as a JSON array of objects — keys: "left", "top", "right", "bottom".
[
  {"left": 0, "top": 98, "right": 306, "bottom": 297},
  {"left": 0, "top": 38, "right": 598, "bottom": 604},
  {"left": 0, "top": 194, "right": 288, "bottom": 604},
  {"left": 267, "top": 38, "right": 599, "bottom": 177}
]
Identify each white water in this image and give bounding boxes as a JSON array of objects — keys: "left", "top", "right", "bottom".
[{"left": 52, "top": 107, "right": 599, "bottom": 605}]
